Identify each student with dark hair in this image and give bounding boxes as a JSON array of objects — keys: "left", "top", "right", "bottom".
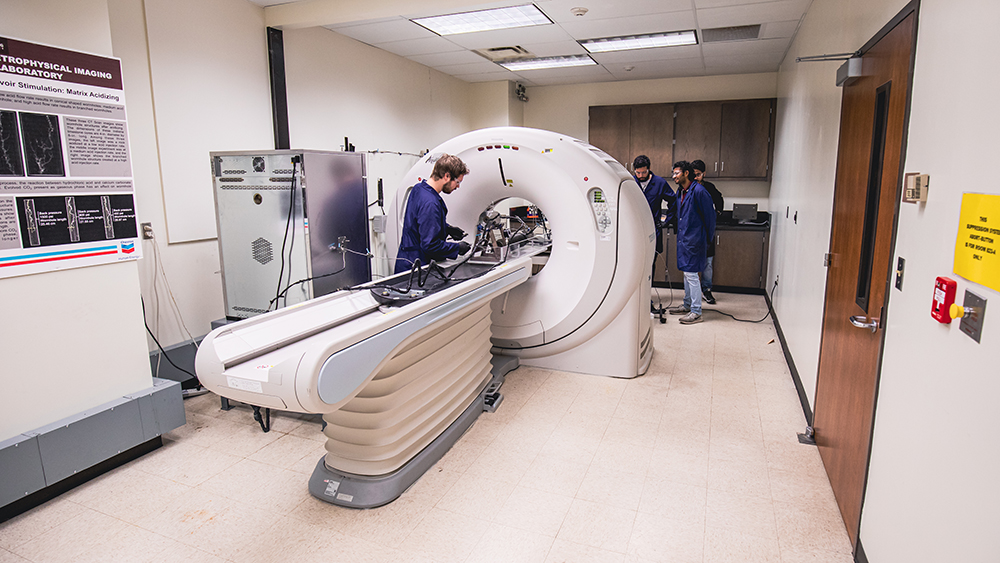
[
  {"left": 691, "top": 160, "right": 724, "bottom": 304},
  {"left": 394, "top": 154, "right": 471, "bottom": 274},
  {"left": 669, "top": 160, "right": 716, "bottom": 324},
  {"left": 632, "top": 154, "right": 675, "bottom": 270}
]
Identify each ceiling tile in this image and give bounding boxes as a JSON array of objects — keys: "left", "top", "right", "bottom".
[
  {"left": 760, "top": 19, "right": 800, "bottom": 38},
  {"left": 454, "top": 70, "right": 519, "bottom": 83},
  {"left": 604, "top": 57, "right": 705, "bottom": 79},
  {"left": 589, "top": 44, "right": 702, "bottom": 65},
  {"left": 408, "top": 50, "right": 487, "bottom": 67},
  {"left": 559, "top": 12, "right": 698, "bottom": 40},
  {"left": 327, "top": 18, "right": 437, "bottom": 44},
  {"left": 701, "top": 37, "right": 789, "bottom": 56},
  {"left": 536, "top": 0, "right": 694, "bottom": 22},
  {"left": 693, "top": 0, "right": 781, "bottom": 8},
  {"left": 512, "top": 64, "right": 614, "bottom": 81},
  {"left": 697, "top": 0, "right": 811, "bottom": 29},
  {"left": 704, "top": 49, "right": 785, "bottom": 71},
  {"left": 374, "top": 36, "right": 465, "bottom": 57},
  {"left": 520, "top": 72, "right": 619, "bottom": 86},
  {"left": 441, "top": 23, "right": 575, "bottom": 50},
  {"left": 516, "top": 40, "right": 589, "bottom": 57},
  {"left": 433, "top": 60, "right": 507, "bottom": 75}
]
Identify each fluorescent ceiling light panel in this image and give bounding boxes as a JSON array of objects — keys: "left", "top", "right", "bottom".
[
  {"left": 498, "top": 55, "right": 596, "bottom": 71},
  {"left": 413, "top": 4, "right": 552, "bottom": 36},
  {"left": 581, "top": 30, "right": 698, "bottom": 53}
]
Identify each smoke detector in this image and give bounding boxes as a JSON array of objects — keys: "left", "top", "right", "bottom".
[{"left": 570, "top": 7, "right": 588, "bottom": 17}]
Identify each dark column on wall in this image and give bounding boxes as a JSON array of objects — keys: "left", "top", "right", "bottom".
[{"left": 266, "top": 27, "right": 290, "bottom": 150}]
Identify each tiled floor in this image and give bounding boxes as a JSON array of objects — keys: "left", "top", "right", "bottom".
[{"left": 0, "top": 293, "right": 853, "bottom": 563}]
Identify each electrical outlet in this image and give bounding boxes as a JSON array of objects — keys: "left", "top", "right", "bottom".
[{"left": 141, "top": 222, "right": 154, "bottom": 239}]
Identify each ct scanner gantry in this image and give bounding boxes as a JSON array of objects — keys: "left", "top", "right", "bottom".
[{"left": 195, "top": 127, "right": 656, "bottom": 508}]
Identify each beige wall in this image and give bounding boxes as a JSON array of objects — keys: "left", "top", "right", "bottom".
[
  {"left": 862, "top": 0, "right": 1000, "bottom": 560},
  {"left": 521, "top": 73, "right": 778, "bottom": 208},
  {"left": 0, "top": 0, "right": 152, "bottom": 442},
  {"left": 283, "top": 26, "right": 476, "bottom": 154},
  {"left": 771, "top": 0, "right": 1000, "bottom": 559}
]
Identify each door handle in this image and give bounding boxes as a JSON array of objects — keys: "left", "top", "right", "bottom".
[{"left": 849, "top": 315, "right": 879, "bottom": 333}]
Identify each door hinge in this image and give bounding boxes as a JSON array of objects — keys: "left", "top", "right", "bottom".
[{"left": 824, "top": 253, "right": 833, "bottom": 267}]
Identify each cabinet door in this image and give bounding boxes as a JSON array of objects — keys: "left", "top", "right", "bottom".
[
  {"left": 630, "top": 104, "right": 674, "bottom": 176},
  {"left": 713, "top": 230, "right": 765, "bottom": 288},
  {"left": 588, "top": 106, "right": 631, "bottom": 168},
  {"left": 719, "top": 99, "right": 773, "bottom": 179},
  {"left": 673, "top": 102, "right": 722, "bottom": 177}
]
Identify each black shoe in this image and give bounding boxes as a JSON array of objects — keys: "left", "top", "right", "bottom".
[{"left": 703, "top": 290, "right": 716, "bottom": 305}]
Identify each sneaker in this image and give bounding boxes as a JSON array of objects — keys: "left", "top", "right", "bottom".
[
  {"left": 668, "top": 306, "right": 690, "bottom": 315},
  {"left": 679, "top": 312, "right": 702, "bottom": 324},
  {"left": 703, "top": 290, "right": 716, "bottom": 305}
]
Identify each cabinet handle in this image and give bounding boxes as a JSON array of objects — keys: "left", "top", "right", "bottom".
[
  {"left": 721, "top": 161, "right": 725, "bottom": 172},
  {"left": 714, "top": 162, "right": 718, "bottom": 172}
]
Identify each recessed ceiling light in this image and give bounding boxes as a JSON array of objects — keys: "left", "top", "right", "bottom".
[
  {"left": 412, "top": 4, "right": 552, "bottom": 36},
  {"left": 498, "top": 55, "right": 597, "bottom": 71},
  {"left": 580, "top": 30, "right": 698, "bottom": 53}
]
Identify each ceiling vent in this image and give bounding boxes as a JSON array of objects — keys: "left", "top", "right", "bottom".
[
  {"left": 474, "top": 46, "right": 534, "bottom": 62},
  {"left": 701, "top": 24, "right": 761, "bottom": 43}
]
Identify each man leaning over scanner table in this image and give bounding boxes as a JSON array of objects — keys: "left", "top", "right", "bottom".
[{"left": 395, "top": 154, "right": 472, "bottom": 274}]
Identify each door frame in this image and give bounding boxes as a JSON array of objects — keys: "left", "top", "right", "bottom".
[{"left": 814, "top": 0, "right": 921, "bottom": 549}]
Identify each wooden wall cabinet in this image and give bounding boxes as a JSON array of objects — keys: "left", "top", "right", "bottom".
[
  {"left": 590, "top": 98, "right": 776, "bottom": 180},
  {"left": 589, "top": 104, "right": 674, "bottom": 175}
]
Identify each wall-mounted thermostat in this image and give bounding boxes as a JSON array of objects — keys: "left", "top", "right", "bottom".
[{"left": 903, "top": 173, "right": 929, "bottom": 203}]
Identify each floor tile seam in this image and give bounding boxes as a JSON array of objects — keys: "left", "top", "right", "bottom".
[{"left": 0, "top": 500, "right": 84, "bottom": 554}]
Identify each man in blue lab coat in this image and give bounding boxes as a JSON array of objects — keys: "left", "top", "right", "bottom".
[
  {"left": 632, "top": 154, "right": 675, "bottom": 266},
  {"left": 394, "top": 154, "right": 471, "bottom": 274},
  {"left": 668, "top": 160, "right": 716, "bottom": 324}
]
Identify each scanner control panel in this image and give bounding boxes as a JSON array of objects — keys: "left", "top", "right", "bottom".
[{"left": 589, "top": 188, "right": 613, "bottom": 235}]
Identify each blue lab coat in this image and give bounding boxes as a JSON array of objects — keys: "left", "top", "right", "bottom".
[
  {"left": 634, "top": 173, "right": 675, "bottom": 254},
  {"left": 395, "top": 181, "right": 460, "bottom": 274},
  {"left": 675, "top": 181, "right": 716, "bottom": 273}
]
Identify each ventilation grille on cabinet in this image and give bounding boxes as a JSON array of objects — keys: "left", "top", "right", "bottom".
[
  {"left": 252, "top": 237, "right": 274, "bottom": 265},
  {"left": 701, "top": 25, "right": 761, "bottom": 43}
]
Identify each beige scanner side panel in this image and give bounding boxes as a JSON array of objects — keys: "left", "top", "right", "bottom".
[{"left": 321, "top": 303, "right": 495, "bottom": 476}]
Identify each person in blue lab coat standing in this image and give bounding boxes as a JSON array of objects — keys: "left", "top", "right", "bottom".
[
  {"left": 394, "top": 154, "right": 472, "bottom": 274},
  {"left": 632, "top": 155, "right": 675, "bottom": 272},
  {"left": 668, "top": 160, "right": 716, "bottom": 324}
]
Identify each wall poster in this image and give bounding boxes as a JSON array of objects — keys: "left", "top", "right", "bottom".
[{"left": 0, "top": 36, "right": 140, "bottom": 279}]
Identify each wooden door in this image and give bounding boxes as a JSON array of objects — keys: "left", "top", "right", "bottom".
[
  {"left": 630, "top": 104, "right": 674, "bottom": 176},
  {"left": 813, "top": 9, "right": 916, "bottom": 548},
  {"left": 588, "top": 106, "right": 631, "bottom": 169},
  {"left": 719, "top": 99, "right": 773, "bottom": 179},
  {"left": 673, "top": 102, "right": 722, "bottom": 177},
  {"left": 713, "top": 229, "right": 765, "bottom": 288}
]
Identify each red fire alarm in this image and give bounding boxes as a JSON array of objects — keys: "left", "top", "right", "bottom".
[{"left": 931, "top": 276, "right": 957, "bottom": 323}]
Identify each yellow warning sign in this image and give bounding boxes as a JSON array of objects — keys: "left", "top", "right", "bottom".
[{"left": 954, "top": 193, "right": 1000, "bottom": 292}]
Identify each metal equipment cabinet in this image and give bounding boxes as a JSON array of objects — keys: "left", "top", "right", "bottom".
[{"left": 211, "top": 150, "right": 370, "bottom": 319}]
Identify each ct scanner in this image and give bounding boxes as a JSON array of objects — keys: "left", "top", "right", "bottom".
[{"left": 195, "top": 127, "right": 655, "bottom": 508}]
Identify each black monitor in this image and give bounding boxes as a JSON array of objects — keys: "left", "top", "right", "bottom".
[{"left": 732, "top": 203, "right": 758, "bottom": 224}]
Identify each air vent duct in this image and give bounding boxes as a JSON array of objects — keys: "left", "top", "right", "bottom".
[
  {"left": 474, "top": 46, "right": 534, "bottom": 62},
  {"left": 701, "top": 25, "right": 761, "bottom": 43}
]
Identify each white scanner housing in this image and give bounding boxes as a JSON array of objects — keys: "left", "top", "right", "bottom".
[{"left": 387, "top": 127, "right": 655, "bottom": 377}]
